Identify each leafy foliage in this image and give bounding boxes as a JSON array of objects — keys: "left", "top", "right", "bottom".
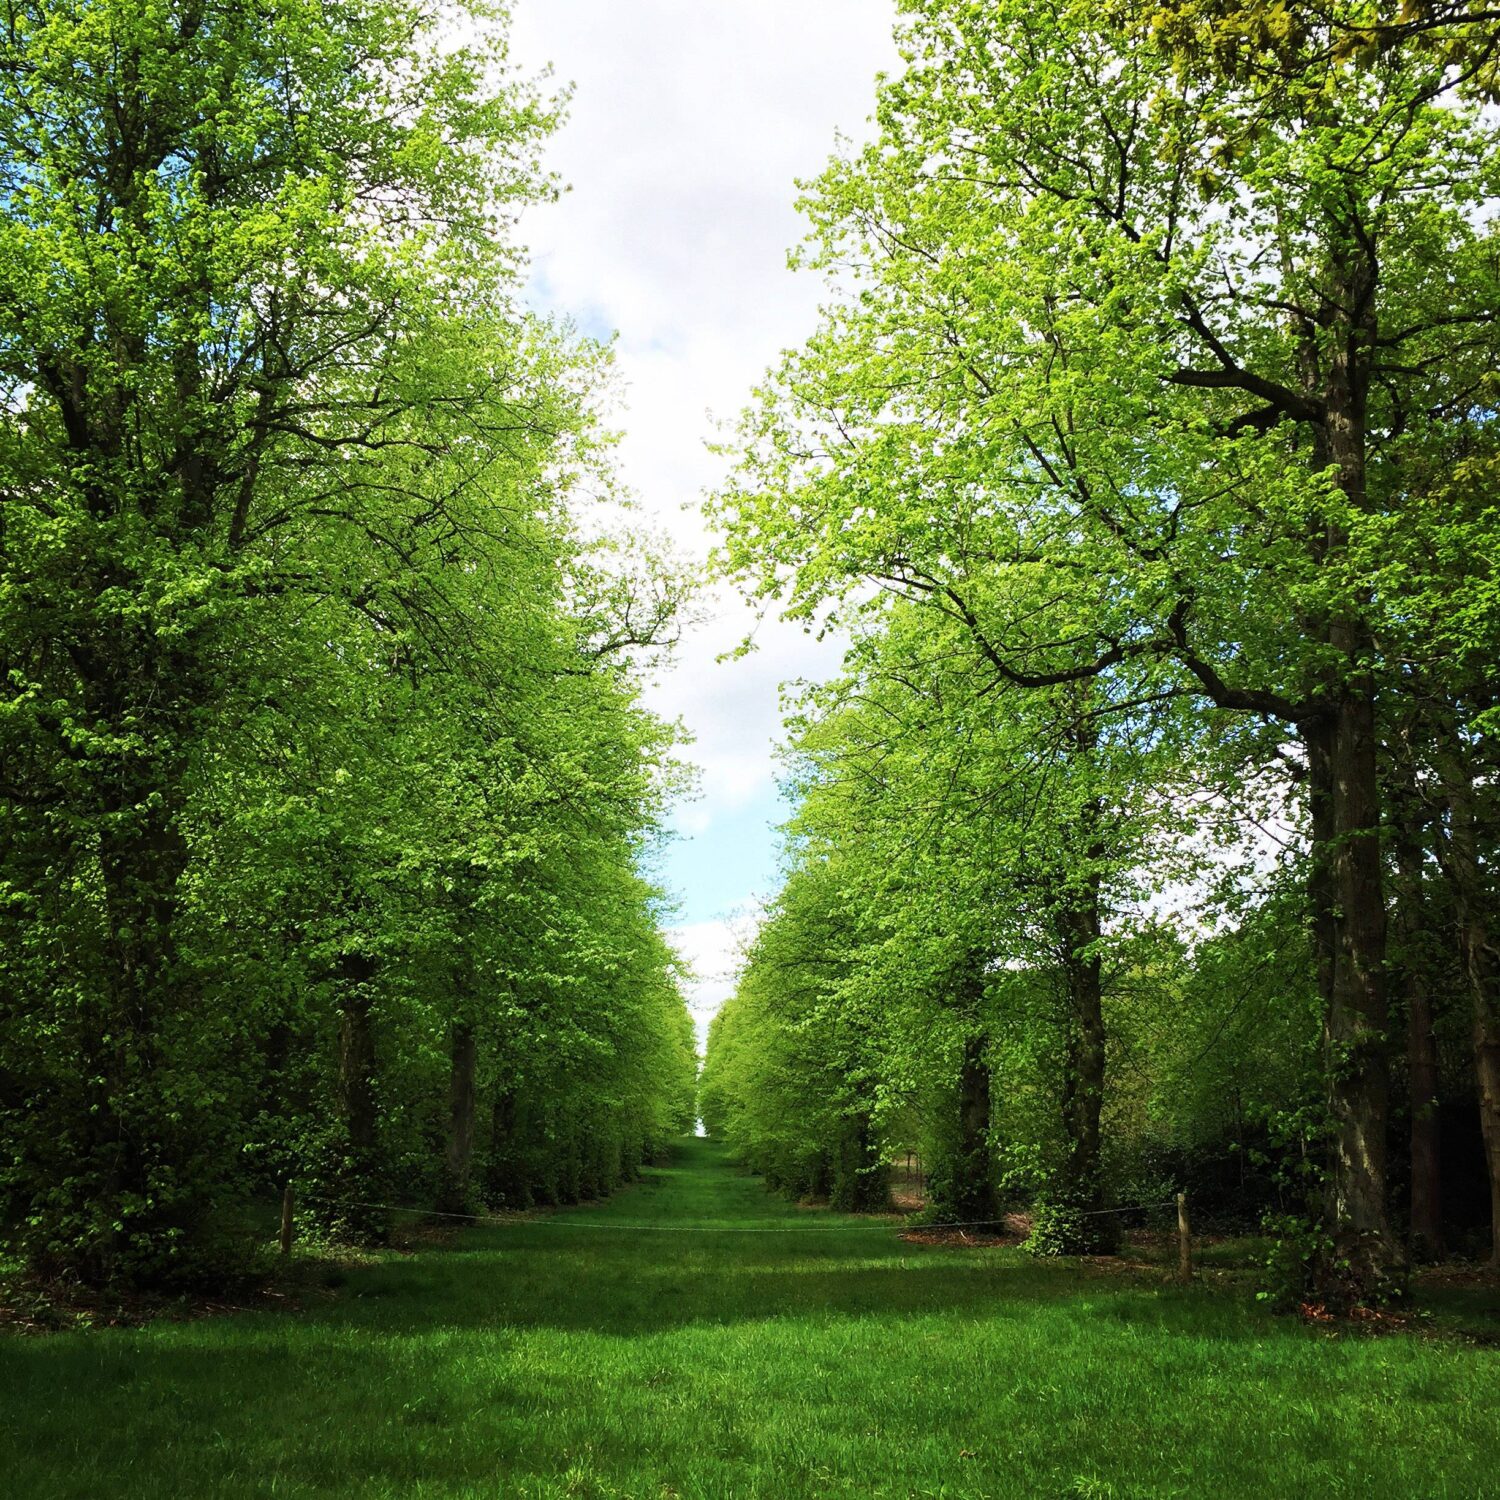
[
  {"left": 0, "top": 0, "right": 694, "bottom": 1286},
  {"left": 705, "top": 0, "right": 1500, "bottom": 1298}
]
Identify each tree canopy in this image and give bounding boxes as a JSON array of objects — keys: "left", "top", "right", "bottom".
[
  {"left": 0, "top": 0, "right": 695, "bottom": 1286},
  {"left": 706, "top": 0, "right": 1500, "bottom": 1302}
]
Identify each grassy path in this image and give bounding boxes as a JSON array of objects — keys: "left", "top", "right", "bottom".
[{"left": 3, "top": 1138, "right": 1498, "bottom": 1498}]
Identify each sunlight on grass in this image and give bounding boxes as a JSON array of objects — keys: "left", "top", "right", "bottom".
[{"left": 3, "top": 1140, "right": 1497, "bottom": 1499}]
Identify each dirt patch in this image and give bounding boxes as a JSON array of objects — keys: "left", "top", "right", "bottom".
[
  {"left": 388, "top": 1221, "right": 469, "bottom": 1252},
  {"left": 1297, "top": 1300, "right": 1422, "bottom": 1334},
  {"left": 0, "top": 1243, "right": 396, "bottom": 1335},
  {"left": 899, "top": 1212, "right": 1030, "bottom": 1249},
  {"left": 900, "top": 1228, "right": 1014, "bottom": 1248},
  {"left": 1413, "top": 1262, "right": 1500, "bottom": 1290},
  {"left": 0, "top": 1276, "right": 313, "bottom": 1335}
]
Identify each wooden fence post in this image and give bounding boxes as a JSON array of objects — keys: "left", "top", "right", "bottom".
[
  {"left": 1176, "top": 1191, "right": 1192, "bottom": 1282},
  {"left": 280, "top": 1184, "right": 295, "bottom": 1258}
]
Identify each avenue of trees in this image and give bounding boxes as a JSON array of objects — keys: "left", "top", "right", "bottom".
[
  {"left": 0, "top": 0, "right": 696, "bottom": 1288},
  {"left": 703, "top": 0, "right": 1500, "bottom": 1305}
]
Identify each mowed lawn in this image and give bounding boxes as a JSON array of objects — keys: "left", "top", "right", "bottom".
[{"left": 2, "top": 1139, "right": 1498, "bottom": 1499}]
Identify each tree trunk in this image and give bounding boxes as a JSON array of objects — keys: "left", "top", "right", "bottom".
[
  {"left": 1305, "top": 722, "right": 1338, "bottom": 1022},
  {"left": 1295, "top": 236, "right": 1403, "bottom": 1303},
  {"left": 808, "top": 1151, "right": 834, "bottom": 1200},
  {"left": 486, "top": 1087, "right": 528, "bottom": 1207},
  {"left": 854, "top": 1112, "right": 892, "bottom": 1211},
  {"left": 82, "top": 675, "right": 196, "bottom": 1284},
  {"left": 1399, "top": 903, "right": 1444, "bottom": 1265},
  {"left": 953, "top": 1030, "right": 998, "bottom": 1222},
  {"left": 926, "top": 954, "right": 998, "bottom": 1222},
  {"left": 1435, "top": 749, "right": 1500, "bottom": 1268},
  {"left": 319, "top": 943, "right": 383, "bottom": 1241},
  {"left": 1057, "top": 865, "right": 1106, "bottom": 1208},
  {"left": 1472, "top": 1014, "right": 1500, "bottom": 1271},
  {"left": 1389, "top": 776, "right": 1443, "bottom": 1260},
  {"left": 443, "top": 1021, "right": 478, "bottom": 1213},
  {"left": 1315, "top": 681, "right": 1401, "bottom": 1297},
  {"left": 336, "top": 951, "right": 379, "bottom": 1165}
]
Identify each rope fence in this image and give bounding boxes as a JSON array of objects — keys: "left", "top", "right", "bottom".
[
  {"left": 291, "top": 1193, "right": 1183, "bottom": 1235},
  {"left": 279, "top": 1183, "right": 1198, "bottom": 1281}
]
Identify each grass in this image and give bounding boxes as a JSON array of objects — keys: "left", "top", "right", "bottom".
[{"left": 2, "top": 1138, "right": 1498, "bottom": 1499}]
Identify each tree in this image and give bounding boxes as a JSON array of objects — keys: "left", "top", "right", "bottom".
[
  {"left": 1136, "top": 0, "right": 1500, "bottom": 98},
  {"left": 702, "top": 856, "right": 891, "bottom": 1210},
  {"left": 705, "top": 591, "right": 1195, "bottom": 1245},
  {"left": 0, "top": 0, "right": 695, "bottom": 1285},
  {"left": 715, "top": 0, "right": 1500, "bottom": 1298}
]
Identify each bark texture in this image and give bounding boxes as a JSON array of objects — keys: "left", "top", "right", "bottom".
[
  {"left": 443, "top": 1021, "right": 478, "bottom": 1213},
  {"left": 1389, "top": 780, "right": 1443, "bottom": 1260},
  {"left": 1057, "top": 859, "right": 1106, "bottom": 1208},
  {"left": 1436, "top": 751, "right": 1500, "bottom": 1268}
]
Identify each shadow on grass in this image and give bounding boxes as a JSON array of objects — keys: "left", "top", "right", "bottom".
[
  {"left": 294, "top": 1232, "right": 1266, "bottom": 1339},
  {"left": 3, "top": 1142, "right": 1498, "bottom": 1500}
]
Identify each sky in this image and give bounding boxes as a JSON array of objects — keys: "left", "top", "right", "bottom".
[{"left": 508, "top": 2, "right": 899, "bottom": 1043}]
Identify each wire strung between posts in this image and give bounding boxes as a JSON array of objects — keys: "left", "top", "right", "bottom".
[
  {"left": 299, "top": 1194, "right": 1181, "bottom": 1234},
  {"left": 879, "top": 1200, "right": 1182, "bottom": 1228}
]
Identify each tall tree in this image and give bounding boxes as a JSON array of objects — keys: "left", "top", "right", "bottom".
[
  {"left": 0, "top": 0, "right": 695, "bottom": 1284},
  {"left": 716, "top": 0, "right": 1500, "bottom": 1297}
]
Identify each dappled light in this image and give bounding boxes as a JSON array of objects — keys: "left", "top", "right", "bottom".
[
  {"left": 3, "top": 1143, "right": 1498, "bottom": 1497},
  {"left": 4, "top": 0, "right": 1500, "bottom": 1493}
]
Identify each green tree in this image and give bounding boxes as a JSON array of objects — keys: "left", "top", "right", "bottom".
[
  {"left": 0, "top": 0, "right": 695, "bottom": 1285},
  {"left": 715, "top": 0, "right": 1500, "bottom": 1297}
]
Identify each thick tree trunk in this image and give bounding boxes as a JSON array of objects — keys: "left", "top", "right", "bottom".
[
  {"left": 1435, "top": 750, "right": 1500, "bottom": 1268},
  {"left": 443, "top": 1021, "right": 478, "bottom": 1213},
  {"left": 1305, "top": 723, "right": 1339, "bottom": 1020},
  {"left": 1308, "top": 326, "right": 1399, "bottom": 1292},
  {"left": 1315, "top": 682, "right": 1401, "bottom": 1296},
  {"left": 1057, "top": 868, "right": 1106, "bottom": 1208},
  {"left": 832, "top": 1111, "right": 890, "bottom": 1213},
  {"left": 486, "top": 1087, "right": 528, "bottom": 1207},
  {"left": 1389, "top": 780, "right": 1443, "bottom": 1260},
  {"left": 1051, "top": 859, "right": 1118, "bottom": 1253},
  {"left": 808, "top": 1152, "right": 834, "bottom": 1200},
  {"left": 336, "top": 951, "right": 379, "bottom": 1164},
  {"left": 926, "top": 955, "right": 998, "bottom": 1222},
  {"left": 1304, "top": 701, "right": 1402, "bottom": 1299},
  {"left": 1295, "top": 242, "right": 1403, "bottom": 1302},
  {"left": 82, "top": 665, "right": 196, "bottom": 1283},
  {"left": 333, "top": 952, "right": 384, "bottom": 1241},
  {"left": 1406, "top": 990, "right": 1444, "bottom": 1261},
  {"left": 1474, "top": 1017, "right": 1500, "bottom": 1272},
  {"left": 953, "top": 1030, "right": 998, "bottom": 1222}
]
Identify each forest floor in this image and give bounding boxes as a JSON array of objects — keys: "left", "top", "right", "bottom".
[{"left": 2, "top": 1138, "right": 1499, "bottom": 1499}]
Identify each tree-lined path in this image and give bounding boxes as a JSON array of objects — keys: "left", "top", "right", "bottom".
[
  {"left": 5, "top": 6, "right": 1500, "bottom": 1493},
  {"left": 3, "top": 1139, "right": 1497, "bottom": 1499}
]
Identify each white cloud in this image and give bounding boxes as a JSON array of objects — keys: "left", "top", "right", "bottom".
[
  {"left": 654, "top": 600, "right": 840, "bottom": 815},
  {"left": 509, "top": 0, "right": 896, "bottom": 1029},
  {"left": 667, "top": 914, "right": 764, "bottom": 1046}
]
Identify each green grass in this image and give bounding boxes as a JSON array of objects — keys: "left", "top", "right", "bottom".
[{"left": 3, "top": 1139, "right": 1498, "bottom": 1499}]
